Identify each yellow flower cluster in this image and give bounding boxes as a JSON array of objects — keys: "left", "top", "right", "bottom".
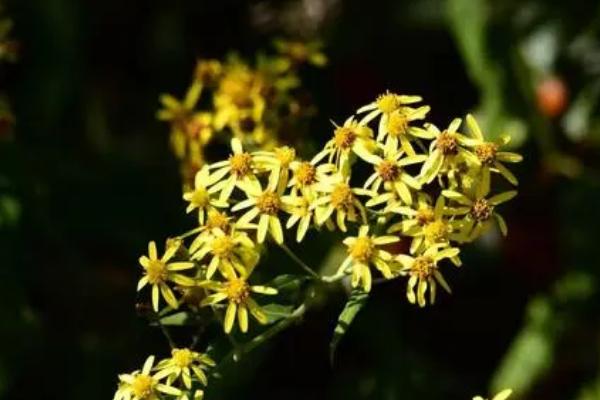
[
  {"left": 120, "top": 90, "right": 521, "bottom": 398},
  {"left": 114, "top": 351, "right": 214, "bottom": 400},
  {"left": 157, "top": 40, "right": 326, "bottom": 189}
]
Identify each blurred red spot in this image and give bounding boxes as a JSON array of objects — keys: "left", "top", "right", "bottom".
[{"left": 536, "top": 77, "right": 568, "bottom": 118}]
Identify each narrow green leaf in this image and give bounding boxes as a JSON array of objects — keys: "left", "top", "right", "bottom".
[
  {"left": 266, "top": 274, "right": 308, "bottom": 293},
  {"left": 159, "top": 311, "right": 191, "bottom": 326},
  {"left": 329, "top": 289, "right": 369, "bottom": 364},
  {"left": 262, "top": 303, "right": 294, "bottom": 324}
]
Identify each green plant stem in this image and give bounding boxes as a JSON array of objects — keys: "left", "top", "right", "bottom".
[
  {"left": 177, "top": 226, "right": 204, "bottom": 240},
  {"left": 277, "top": 242, "right": 321, "bottom": 279}
]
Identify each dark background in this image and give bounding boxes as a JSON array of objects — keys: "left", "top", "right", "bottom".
[{"left": 1, "top": 0, "right": 600, "bottom": 399}]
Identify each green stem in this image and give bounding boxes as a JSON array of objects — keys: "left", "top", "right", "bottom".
[
  {"left": 177, "top": 226, "right": 204, "bottom": 240},
  {"left": 277, "top": 242, "right": 321, "bottom": 279}
]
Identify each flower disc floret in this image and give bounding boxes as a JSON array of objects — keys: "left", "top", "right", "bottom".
[
  {"left": 333, "top": 126, "right": 357, "bottom": 149},
  {"left": 225, "top": 278, "right": 251, "bottom": 304},
  {"left": 256, "top": 191, "right": 281, "bottom": 215},
  {"left": 131, "top": 375, "right": 155, "bottom": 399},
  {"left": 229, "top": 152, "right": 253, "bottom": 177},
  {"left": 387, "top": 111, "right": 408, "bottom": 136},
  {"left": 376, "top": 92, "right": 399, "bottom": 113},
  {"left": 376, "top": 160, "right": 400, "bottom": 182},
  {"left": 412, "top": 256, "right": 434, "bottom": 279},
  {"left": 330, "top": 183, "right": 354, "bottom": 208},
  {"left": 470, "top": 199, "right": 493, "bottom": 221},
  {"left": 435, "top": 130, "right": 458, "bottom": 155},
  {"left": 295, "top": 162, "right": 317, "bottom": 186},
  {"left": 348, "top": 237, "right": 374, "bottom": 263},
  {"left": 475, "top": 142, "right": 498, "bottom": 165}
]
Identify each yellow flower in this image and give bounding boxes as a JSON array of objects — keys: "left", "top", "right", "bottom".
[
  {"left": 208, "top": 138, "right": 261, "bottom": 201},
  {"left": 362, "top": 145, "right": 426, "bottom": 206},
  {"left": 182, "top": 166, "right": 228, "bottom": 224},
  {"left": 195, "top": 59, "right": 222, "bottom": 85},
  {"left": 285, "top": 193, "right": 318, "bottom": 242},
  {"left": 253, "top": 146, "right": 297, "bottom": 192},
  {"left": 288, "top": 157, "right": 335, "bottom": 197},
  {"left": 189, "top": 227, "right": 257, "bottom": 279},
  {"left": 154, "top": 348, "right": 215, "bottom": 389},
  {"left": 442, "top": 180, "right": 517, "bottom": 240},
  {"left": 356, "top": 91, "right": 424, "bottom": 126},
  {"left": 419, "top": 118, "right": 475, "bottom": 184},
  {"left": 156, "top": 81, "right": 203, "bottom": 125},
  {"left": 232, "top": 180, "right": 294, "bottom": 244},
  {"left": 338, "top": 225, "right": 399, "bottom": 292},
  {"left": 473, "top": 389, "right": 513, "bottom": 400},
  {"left": 389, "top": 196, "right": 464, "bottom": 256},
  {"left": 377, "top": 107, "right": 432, "bottom": 156},
  {"left": 313, "top": 116, "right": 376, "bottom": 170},
  {"left": 462, "top": 114, "right": 523, "bottom": 185},
  {"left": 397, "top": 244, "right": 460, "bottom": 307},
  {"left": 114, "top": 356, "right": 181, "bottom": 400},
  {"left": 138, "top": 241, "right": 196, "bottom": 311},
  {"left": 200, "top": 273, "right": 277, "bottom": 334},
  {"left": 313, "top": 173, "right": 369, "bottom": 232}
]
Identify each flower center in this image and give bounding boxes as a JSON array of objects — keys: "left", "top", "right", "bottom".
[
  {"left": 423, "top": 220, "right": 449, "bottom": 243},
  {"left": 195, "top": 60, "right": 221, "bottom": 84},
  {"left": 295, "top": 162, "right": 317, "bottom": 186},
  {"left": 376, "top": 92, "right": 399, "bottom": 114},
  {"left": 416, "top": 207, "right": 435, "bottom": 226},
  {"left": 131, "top": 374, "right": 155, "bottom": 399},
  {"left": 190, "top": 187, "right": 210, "bottom": 208},
  {"left": 146, "top": 260, "right": 168, "bottom": 285},
  {"left": 387, "top": 111, "right": 408, "bottom": 136},
  {"left": 206, "top": 210, "right": 230, "bottom": 232},
  {"left": 256, "top": 191, "right": 281, "bottom": 215},
  {"left": 475, "top": 143, "right": 498, "bottom": 165},
  {"left": 171, "top": 348, "right": 194, "bottom": 368},
  {"left": 333, "top": 126, "right": 357, "bottom": 150},
  {"left": 211, "top": 235, "right": 235, "bottom": 258},
  {"left": 275, "top": 146, "right": 296, "bottom": 167},
  {"left": 470, "top": 199, "right": 493, "bottom": 221},
  {"left": 229, "top": 152, "right": 253, "bottom": 177},
  {"left": 348, "top": 237, "right": 374, "bottom": 263},
  {"left": 376, "top": 160, "right": 400, "bottom": 182},
  {"left": 412, "top": 256, "right": 434, "bottom": 279},
  {"left": 330, "top": 183, "right": 354, "bottom": 208},
  {"left": 225, "top": 278, "right": 250, "bottom": 304},
  {"left": 436, "top": 131, "right": 458, "bottom": 155}
]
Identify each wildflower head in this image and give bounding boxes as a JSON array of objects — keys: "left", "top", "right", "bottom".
[
  {"left": 387, "top": 111, "right": 408, "bottom": 136},
  {"left": 206, "top": 210, "right": 230, "bottom": 232},
  {"left": 376, "top": 92, "right": 399, "bottom": 114},
  {"left": 195, "top": 59, "right": 222, "bottom": 84},
  {"left": 295, "top": 162, "right": 317, "bottom": 186},
  {"left": 470, "top": 199, "right": 493, "bottom": 221},
  {"left": 225, "top": 278, "right": 250, "bottom": 304},
  {"left": 171, "top": 348, "right": 194, "bottom": 368},
  {"left": 436, "top": 130, "right": 458, "bottom": 155},
  {"left": 256, "top": 191, "right": 281, "bottom": 215},
  {"left": 274, "top": 146, "right": 296, "bottom": 167},
  {"left": 423, "top": 220, "right": 448, "bottom": 243},
  {"left": 416, "top": 207, "right": 435, "bottom": 226},
  {"left": 229, "top": 152, "right": 253, "bottom": 177},
  {"left": 333, "top": 126, "right": 357, "bottom": 149},
  {"left": 348, "top": 237, "right": 374, "bottom": 263},
  {"left": 146, "top": 259, "right": 168, "bottom": 285},
  {"left": 376, "top": 160, "right": 400, "bottom": 182},
  {"left": 412, "top": 256, "right": 434, "bottom": 279},
  {"left": 211, "top": 235, "right": 235, "bottom": 258},
  {"left": 330, "top": 183, "right": 354, "bottom": 208},
  {"left": 131, "top": 374, "right": 155, "bottom": 399},
  {"left": 189, "top": 187, "right": 210, "bottom": 208},
  {"left": 475, "top": 142, "right": 498, "bottom": 165}
]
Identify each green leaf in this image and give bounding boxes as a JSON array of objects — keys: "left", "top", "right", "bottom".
[
  {"left": 262, "top": 303, "right": 294, "bottom": 324},
  {"left": 158, "top": 311, "right": 192, "bottom": 326},
  {"left": 329, "top": 289, "right": 369, "bottom": 364},
  {"left": 266, "top": 274, "right": 308, "bottom": 293}
]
